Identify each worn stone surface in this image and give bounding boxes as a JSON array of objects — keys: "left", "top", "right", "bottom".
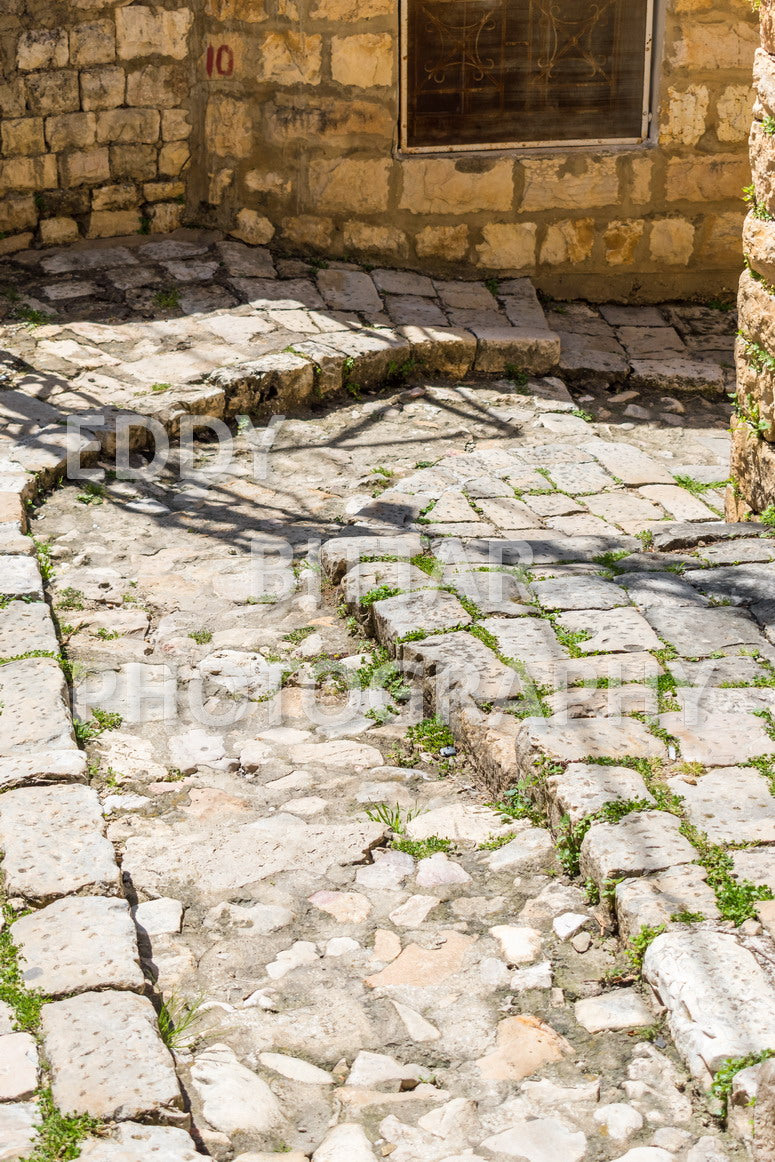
[
  {"left": 78, "top": 1124, "right": 202, "bottom": 1161},
  {"left": 0, "top": 658, "right": 76, "bottom": 754}
]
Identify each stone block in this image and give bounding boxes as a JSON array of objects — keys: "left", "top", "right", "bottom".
[
  {"left": 147, "top": 202, "right": 184, "bottom": 233},
  {"left": 643, "top": 930, "right": 775, "bottom": 1078},
  {"left": 23, "top": 70, "right": 80, "bottom": 115},
  {"left": 540, "top": 218, "right": 595, "bottom": 265},
  {"left": 581, "top": 811, "right": 696, "bottom": 882},
  {"left": 0, "top": 601, "right": 58, "bottom": 657},
  {"left": 308, "top": 157, "right": 391, "bottom": 214},
  {"left": 371, "top": 589, "right": 470, "bottom": 645},
  {"left": 0, "top": 154, "right": 58, "bottom": 191},
  {"left": 670, "top": 19, "right": 759, "bottom": 71},
  {"left": 545, "top": 763, "right": 653, "bottom": 827},
  {"left": 45, "top": 112, "right": 97, "bottom": 152},
  {"left": 0, "top": 784, "right": 118, "bottom": 902},
  {"left": 70, "top": 20, "right": 116, "bottom": 66},
  {"left": 666, "top": 154, "right": 750, "bottom": 203},
  {"left": 649, "top": 218, "right": 695, "bottom": 265},
  {"left": 343, "top": 221, "right": 407, "bottom": 258},
  {"left": 717, "top": 83, "right": 754, "bottom": 142},
  {"left": 1, "top": 117, "right": 45, "bottom": 156},
  {"left": 331, "top": 33, "right": 393, "bottom": 87},
  {"left": 111, "top": 143, "right": 157, "bottom": 180},
  {"left": 3, "top": 193, "right": 37, "bottom": 231},
  {"left": 668, "top": 767, "right": 775, "bottom": 844},
  {"left": 644, "top": 605, "right": 765, "bottom": 656},
  {"left": 81, "top": 66, "right": 126, "bottom": 111},
  {"left": 88, "top": 209, "right": 141, "bottom": 238},
  {"left": 158, "top": 141, "right": 189, "bottom": 176},
  {"left": 13, "top": 897, "right": 143, "bottom": 996},
  {"left": 79, "top": 1124, "right": 201, "bottom": 1162},
  {"left": 401, "top": 158, "right": 513, "bottom": 214},
  {"left": 575, "top": 989, "right": 653, "bottom": 1033},
  {"left": 0, "top": 1104, "right": 38, "bottom": 1159},
  {"left": 519, "top": 717, "right": 666, "bottom": 767},
  {"left": 658, "top": 710, "right": 773, "bottom": 765},
  {"left": 59, "top": 147, "right": 111, "bottom": 187},
  {"left": 91, "top": 182, "right": 137, "bottom": 210},
  {"left": 162, "top": 107, "right": 190, "bottom": 141},
  {"left": 256, "top": 31, "right": 322, "bottom": 84},
  {"left": 521, "top": 157, "right": 618, "bottom": 211},
  {"left": 743, "top": 211, "right": 775, "bottom": 286},
  {"left": 41, "top": 992, "right": 182, "bottom": 1119},
  {"left": 477, "top": 222, "right": 537, "bottom": 270},
  {"left": 205, "top": 95, "right": 252, "bottom": 157},
  {"left": 317, "top": 269, "right": 381, "bottom": 312},
  {"left": 116, "top": 6, "right": 193, "bottom": 61},
  {"left": 0, "top": 1033, "right": 37, "bottom": 1100},
  {"left": 397, "top": 325, "right": 475, "bottom": 377},
  {"left": 96, "top": 108, "right": 160, "bottom": 144},
  {"left": 603, "top": 220, "right": 645, "bottom": 267},
  {"left": 0, "top": 751, "right": 86, "bottom": 793},
  {"left": 473, "top": 327, "right": 560, "bottom": 375},
  {"left": 416, "top": 224, "right": 469, "bottom": 260},
  {"left": 230, "top": 208, "right": 274, "bottom": 245},
  {"left": 126, "top": 63, "right": 182, "bottom": 108},
  {"left": 17, "top": 28, "right": 68, "bottom": 71},
  {"left": 660, "top": 84, "right": 709, "bottom": 145}
]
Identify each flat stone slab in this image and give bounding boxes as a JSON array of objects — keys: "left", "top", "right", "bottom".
[
  {"left": 0, "top": 749, "right": 86, "bottom": 790},
  {"left": 480, "top": 616, "right": 567, "bottom": 685},
  {"left": 0, "top": 1033, "right": 38, "bottom": 1100},
  {"left": 644, "top": 606, "right": 766, "bottom": 657},
  {"left": 545, "top": 763, "right": 653, "bottom": 827},
  {"left": 733, "top": 847, "right": 775, "bottom": 893},
  {"left": 0, "top": 1102, "right": 38, "bottom": 1160},
  {"left": 78, "top": 1123, "right": 201, "bottom": 1161},
  {"left": 0, "top": 657, "right": 76, "bottom": 754},
  {"left": 575, "top": 988, "right": 653, "bottom": 1033},
  {"left": 41, "top": 991, "right": 182, "bottom": 1120},
  {"left": 320, "top": 534, "right": 424, "bottom": 582},
  {"left": 341, "top": 560, "right": 430, "bottom": 607},
  {"left": 684, "top": 562, "right": 775, "bottom": 605},
  {"left": 615, "top": 866, "right": 720, "bottom": 937},
  {"left": 0, "top": 601, "right": 58, "bottom": 657},
  {"left": 13, "top": 896, "right": 143, "bottom": 996},
  {"left": 0, "top": 785, "right": 119, "bottom": 902},
  {"left": 371, "top": 589, "right": 471, "bottom": 644},
  {"left": 618, "top": 571, "right": 707, "bottom": 607},
  {"left": 584, "top": 440, "right": 674, "bottom": 486},
  {"left": 643, "top": 930, "right": 775, "bottom": 1077},
  {"left": 531, "top": 577, "right": 629, "bottom": 610},
  {"left": 0, "top": 555, "right": 43, "bottom": 599},
  {"left": 580, "top": 811, "right": 696, "bottom": 881},
  {"left": 402, "top": 631, "right": 521, "bottom": 703},
  {"left": 668, "top": 767, "right": 775, "bottom": 845},
  {"left": 519, "top": 717, "right": 666, "bottom": 765},
  {"left": 658, "top": 711, "right": 773, "bottom": 765},
  {"left": 556, "top": 608, "right": 662, "bottom": 653}
]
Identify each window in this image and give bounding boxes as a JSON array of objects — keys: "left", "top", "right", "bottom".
[{"left": 402, "top": 0, "right": 653, "bottom": 151}]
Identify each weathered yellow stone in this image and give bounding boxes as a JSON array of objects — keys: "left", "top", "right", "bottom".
[
  {"left": 666, "top": 155, "right": 751, "bottom": 202},
  {"left": 539, "top": 219, "right": 595, "bottom": 265},
  {"left": 649, "top": 218, "right": 695, "bottom": 265},
  {"left": 343, "top": 221, "right": 407, "bottom": 256},
  {"left": 88, "top": 209, "right": 141, "bottom": 238},
  {"left": 401, "top": 158, "right": 513, "bottom": 214},
  {"left": 231, "top": 207, "right": 276, "bottom": 245},
  {"left": 283, "top": 215, "right": 334, "bottom": 248},
  {"left": 70, "top": 20, "right": 116, "bottom": 67},
  {"left": 143, "top": 180, "right": 185, "bottom": 202},
  {"left": 245, "top": 169, "right": 291, "bottom": 195},
  {"left": 604, "top": 220, "right": 645, "bottom": 266},
  {"left": 92, "top": 183, "right": 138, "bottom": 211},
  {"left": 96, "top": 108, "right": 160, "bottom": 145},
  {"left": 0, "top": 233, "right": 33, "bottom": 256},
  {"left": 0, "top": 154, "right": 58, "bottom": 192},
  {"left": 311, "top": 0, "right": 389, "bottom": 15},
  {"left": 127, "top": 64, "right": 183, "bottom": 109},
  {"left": 743, "top": 212, "right": 775, "bottom": 285},
  {"left": 331, "top": 34, "right": 393, "bottom": 88},
  {"left": 1, "top": 117, "right": 45, "bottom": 157},
  {"left": 755, "top": 47, "right": 775, "bottom": 118},
  {"left": 17, "top": 29, "right": 68, "bottom": 71},
  {"left": 111, "top": 144, "right": 157, "bottom": 180},
  {"left": 81, "top": 67, "right": 126, "bottom": 111},
  {"left": 717, "top": 83, "right": 755, "bottom": 142},
  {"left": 147, "top": 202, "right": 185, "bottom": 232},
  {"left": 45, "top": 112, "right": 97, "bottom": 152},
  {"left": 205, "top": 97, "right": 252, "bottom": 158},
  {"left": 162, "top": 108, "right": 190, "bottom": 142},
  {"left": 59, "top": 148, "right": 111, "bottom": 187},
  {"left": 660, "top": 85, "right": 709, "bottom": 145},
  {"left": 116, "top": 6, "right": 193, "bottom": 61},
  {"left": 206, "top": 0, "right": 267, "bottom": 19},
  {"left": 736, "top": 336, "right": 775, "bottom": 442},
  {"left": 159, "top": 141, "right": 190, "bottom": 176},
  {"left": 257, "top": 32, "right": 322, "bottom": 85},
  {"left": 521, "top": 157, "right": 618, "bottom": 212},
  {"left": 23, "top": 71, "right": 80, "bottom": 115},
  {"left": 262, "top": 94, "right": 394, "bottom": 146},
  {"left": 763, "top": 0, "right": 775, "bottom": 55},
  {"left": 628, "top": 156, "right": 653, "bottom": 205},
  {"left": 669, "top": 20, "right": 758, "bottom": 71},
  {"left": 729, "top": 414, "right": 775, "bottom": 512},
  {"left": 4, "top": 194, "right": 36, "bottom": 231},
  {"left": 416, "top": 224, "right": 469, "bottom": 261},
  {"left": 477, "top": 222, "right": 537, "bottom": 270},
  {"left": 696, "top": 210, "right": 744, "bottom": 265},
  {"left": 308, "top": 157, "right": 392, "bottom": 213},
  {"left": 39, "top": 217, "right": 80, "bottom": 245},
  {"left": 750, "top": 121, "right": 775, "bottom": 217}
]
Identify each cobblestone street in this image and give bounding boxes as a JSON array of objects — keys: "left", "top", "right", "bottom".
[{"left": 0, "top": 236, "right": 773, "bottom": 1162}]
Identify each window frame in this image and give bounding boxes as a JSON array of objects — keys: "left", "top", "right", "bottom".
[{"left": 398, "top": 0, "right": 656, "bottom": 154}]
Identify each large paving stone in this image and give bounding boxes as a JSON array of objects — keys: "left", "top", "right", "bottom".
[
  {"left": 0, "top": 749, "right": 86, "bottom": 790},
  {"left": 531, "top": 576, "right": 629, "bottom": 611},
  {"left": 78, "top": 1123, "right": 201, "bottom": 1161},
  {"left": 580, "top": 811, "right": 696, "bottom": 881},
  {"left": 0, "top": 601, "right": 58, "bottom": 657},
  {"left": 584, "top": 440, "right": 674, "bottom": 486},
  {"left": 684, "top": 562, "right": 775, "bottom": 605},
  {"left": 320, "top": 534, "right": 423, "bottom": 582},
  {"left": 0, "top": 1033, "right": 38, "bottom": 1100},
  {"left": 371, "top": 589, "right": 471, "bottom": 645},
  {"left": 563, "top": 652, "right": 663, "bottom": 686},
  {"left": 12, "top": 897, "right": 143, "bottom": 996},
  {"left": 644, "top": 606, "right": 766, "bottom": 657},
  {"left": 40, "top": 992, "right": 182, "bottom": 1119},
  {"left": 0, "top": 555, "right": 43, "bottom": 599},
  {"left": 556, "top": 608, "right": 662, "bottom": 653},
  {"left": 618, "top": 572, "right": 707, "bottom": 608},
  {"left": 0, "top": 785, "right": 119, "bottom": 902},
  {"left": 341, "top": 560, "right": 430, "bottom": 607},
  {"left": 615, "top": 866, "right": 720, "bottom": 938},
  {"left": 519, "top": 717, "right": 666, "bottom": 765},
  {"left": 733, "top": 847, "right": 775, "bottom": 892},
  {"left": 668, "top": 767, "right": 775, "bottom": 845},
  {"left": 643, "top": 930, "right": 775, "bottom": 1077},
  {"left": 402, "top": 630, "right": 521, "bottom": 703},
  {"left": 122, "top": 817, "right": 386, "bottom": 902},
  {"left": 0, "top": 1102, "right": 38, "bottom": 1160},
  {"left": 658, "top": 711, "right": 773, "bottom": 765},
  {"left": 190, "top": 1043, "right": 283, "bottom": 1135},
  {"left": 479, "top": 616, "right": 567, "bottom": 684},
  {"left": 544, "top": 763, "right": 653, "bottom": 827},
  {"left": 0, "top": 657, "right": 76, "bottom": 754}
]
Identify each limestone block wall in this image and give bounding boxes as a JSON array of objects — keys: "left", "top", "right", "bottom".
[
  {"left": 200, "top": 0, "right": 759, "bottom": 299},
  {"left": 0, "top": 2, "right": 196, "bottom": 251},
  {"left": 729, "top": 0, "right": 775, "bottom": 516}
]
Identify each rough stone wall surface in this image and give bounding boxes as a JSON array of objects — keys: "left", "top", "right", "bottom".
[
  {"left": 729, "top": 0, "right": 775, "bottom": 516},
  {"left": 0, "top": 0, "right": 758, "bottom": 298},
  {"left": 0, "top": 1, "right": 196, "bottom": 253}
]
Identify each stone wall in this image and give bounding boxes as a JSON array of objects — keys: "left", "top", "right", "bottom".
[
  {"left": 0, "top": 1, "right": 196, "bottom": 251},
  {"left": 0, "top": 0, "right": 760, "bottom": 299},
  {"left": 729, "top": 0, "right": 775, "bottom": 516}
]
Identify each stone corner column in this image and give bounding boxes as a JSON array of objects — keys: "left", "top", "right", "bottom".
[{"left": 755, "top": 1058, "right": 775, "bottom": 1161}]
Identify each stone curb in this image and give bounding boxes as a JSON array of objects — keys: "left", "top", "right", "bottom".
[{"left": 320, "top": 528, "right": 775, "bottom": 1093}]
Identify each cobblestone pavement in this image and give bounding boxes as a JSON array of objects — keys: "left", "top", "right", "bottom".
[{"left": 0, "top": 235, "right": 771, "bottom": 1162}]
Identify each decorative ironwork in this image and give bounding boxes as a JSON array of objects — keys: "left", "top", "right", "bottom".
[{"left": 406, "top": 0, "right": 650, "bottom": 148}]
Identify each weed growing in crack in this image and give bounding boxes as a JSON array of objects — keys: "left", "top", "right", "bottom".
[
  {"left": 157, "top": 993, "right": 204, "bottom": 1051},
  {"left": 626, "top": 923, "right": 666, "bottom": 973}
]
